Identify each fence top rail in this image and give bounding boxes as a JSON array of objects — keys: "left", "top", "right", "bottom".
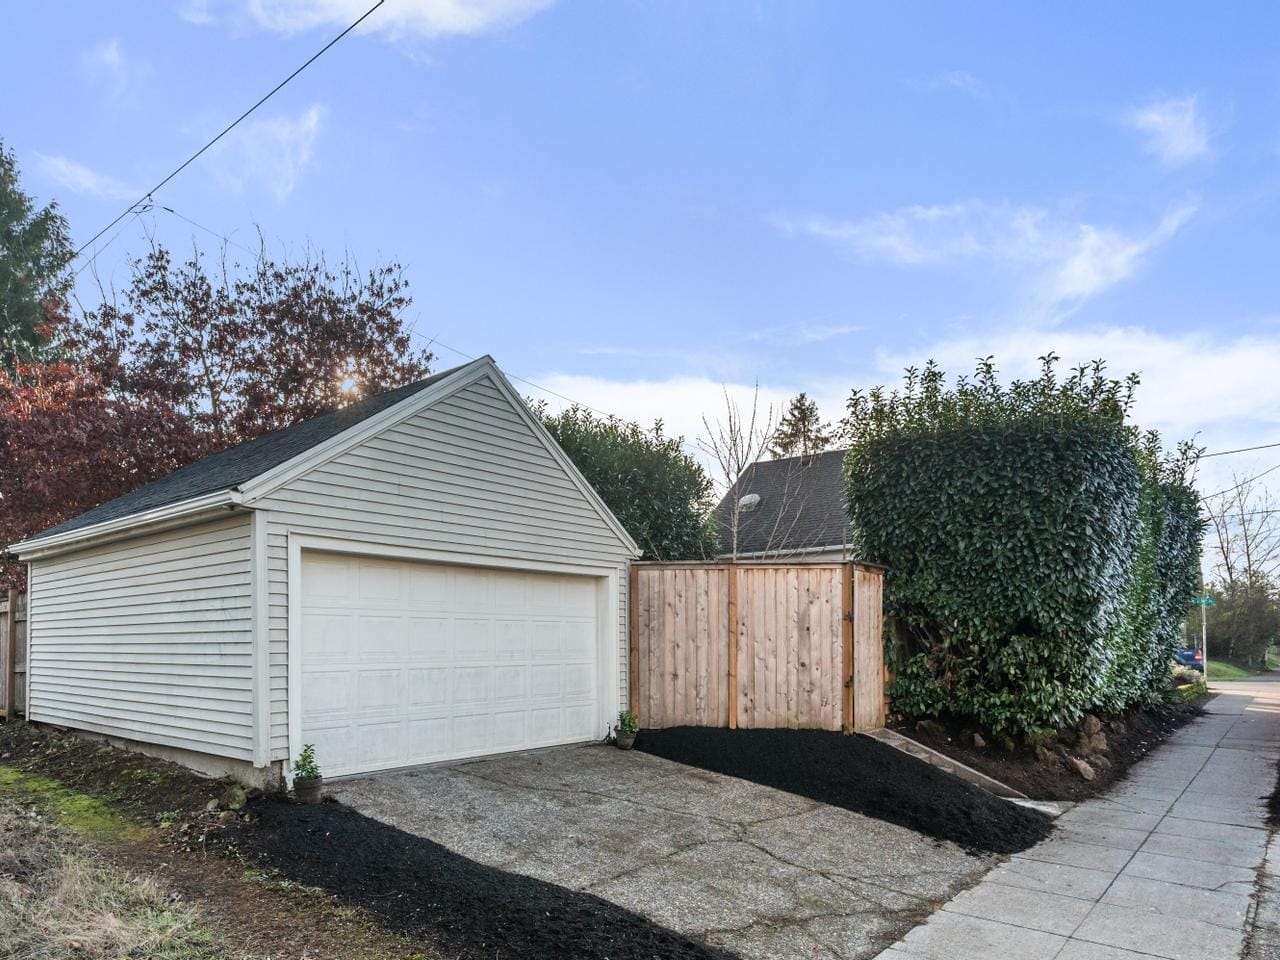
[{"left": 633, "top": 559, "right": 888, "bottom": 572}]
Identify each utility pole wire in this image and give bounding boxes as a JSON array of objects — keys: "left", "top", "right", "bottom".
[
  {"left": 1200, "top": 440, "right": 1280, "bottom": 459},
  {"left": 70, "top": 0, "right": 385, "bottom": 262}
]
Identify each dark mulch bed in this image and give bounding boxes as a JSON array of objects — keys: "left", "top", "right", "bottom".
[
  {"left": 895, "top": 697, "right": 1209, "bottom": 802},
  {"left": 225, "top": 795, "right": 736, "bottom": 960},
  {"left": 635, "top": 726, "right": 1053, "bottom": 854},
  {"left": 1268, "top": 759, "right": 1280, "bottom": 829},
  {"left": 2, "top": 723, "right": 734, "bottom": 960}
]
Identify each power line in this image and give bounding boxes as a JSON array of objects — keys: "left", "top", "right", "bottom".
[
  {"left": 71, "top": 0, "right": 384, "bottom": 263},
  {"left": 1201, "top": 440, "right": 1280, "bottom": 459},
  {"left": 1200, "top": 462, "right": 1280, "bottom": 501},
  {"left": 159, "top": 206, "right": 259, "bottom": 258},
  {"left": 72, "top": 204, "right": 151, "bottom": 278}
]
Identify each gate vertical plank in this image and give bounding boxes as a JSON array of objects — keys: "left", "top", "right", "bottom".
[{"left": 727, "top": 565, "right": 738, "bottom": 729}]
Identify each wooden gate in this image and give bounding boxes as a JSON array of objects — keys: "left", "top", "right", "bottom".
[
  {"left": 1, "top": 590, "right": 27, "bottom": 720},
  {"left": 629, "top": 562, "right": 886, "bottom": 733}
]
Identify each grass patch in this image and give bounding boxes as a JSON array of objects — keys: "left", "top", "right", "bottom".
[
  {"left": 0, "top": 797, "right": 241, "bottom": 960},
  {"left": 1207, "top": 660, "right": 1257, "bottom": 681},
  {"left": 0, "top": 765, "right": 144, "bottom": 840}
]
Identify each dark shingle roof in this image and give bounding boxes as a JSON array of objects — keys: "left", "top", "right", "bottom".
[
  {"left": 33, "top": 362, "right": 472, "bottom": 541},
  {"left": 712, "top": 448, "right": 850, "bottom": 557}
]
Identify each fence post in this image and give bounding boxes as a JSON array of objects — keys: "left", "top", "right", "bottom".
[
  {"left": 726, "top": 564, "right": 738, "bottom": 730},
  {"left": 628, "top": 565, "right": 640, "bottom": 724},
  {"left": 2, "top": 589, "right": 15, "bottom": 721},
  {"left": 841, "top": 563, "right": 854, "bottom": 733}
]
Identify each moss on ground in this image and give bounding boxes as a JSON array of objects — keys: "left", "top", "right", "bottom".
[{"left": 0, "top": 765, "right": 146, "bottom": 840}]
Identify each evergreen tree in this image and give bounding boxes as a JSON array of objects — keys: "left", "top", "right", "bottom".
[
  {"left": 0, "top": 139, "right": 73, "bottom": 356},
  {"left": 770, "top": 392, "right": 832, "bottom": 458}
]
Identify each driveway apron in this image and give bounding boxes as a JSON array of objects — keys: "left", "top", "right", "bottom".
[
  {"left": 328, "top": 744, "right": 993, "bottom": 959},
  {"left": 876, "top": 676, "right": 1280, "bottom": 960}
]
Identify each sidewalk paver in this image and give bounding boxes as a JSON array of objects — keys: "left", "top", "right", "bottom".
[{"left": 873, "top": 676, "right": 1280, "bottom": 960}]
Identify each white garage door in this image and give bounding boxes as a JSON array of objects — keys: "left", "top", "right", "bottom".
[{"left": 299, "top": 551, "right": 601, "bottom": 777}]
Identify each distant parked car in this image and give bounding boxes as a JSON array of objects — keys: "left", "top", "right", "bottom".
[{"left": 1174, "top": 648, "right": 1204, "bottom": 673}]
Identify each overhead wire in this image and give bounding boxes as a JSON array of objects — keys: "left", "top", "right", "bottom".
[{"left": 69, "top": 0, "right": 384, "bottom": 263}]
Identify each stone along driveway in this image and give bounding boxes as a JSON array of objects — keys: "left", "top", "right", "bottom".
[
  {"left": 328, "top": 744, "right": 993, "bottom": 959},
  {"left": 876, "top": 676, "right": 1280, "bottom": 960}
]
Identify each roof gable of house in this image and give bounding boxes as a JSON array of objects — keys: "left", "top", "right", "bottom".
[
  {"left": 21, "top": 358, "right": 640, "bottom": 558},
  {"left": 32, "top": 366, "right": 466, "bottom": 542},
  {"left": 712, "top": 448, "right": 850, "bottom": 557}
]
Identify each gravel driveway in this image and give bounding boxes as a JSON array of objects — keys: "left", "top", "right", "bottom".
[{"left": 328, "top": 744, "right": 993, "bottom": 959}]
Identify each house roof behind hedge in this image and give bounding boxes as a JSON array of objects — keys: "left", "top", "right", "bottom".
[{"left": 712, "top": 448, "right": 851, "bottom": 557}]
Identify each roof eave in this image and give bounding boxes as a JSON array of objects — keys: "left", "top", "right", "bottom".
[{"left": 10, "top": 489, "right": 247, "bottom": 561}]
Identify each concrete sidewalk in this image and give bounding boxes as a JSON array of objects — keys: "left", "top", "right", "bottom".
[{"left": 875, "top": 676, "right": 1280, "bottom": 960}]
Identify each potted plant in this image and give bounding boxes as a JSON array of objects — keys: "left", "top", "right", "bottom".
[
  {"left": 614, "top": 710, "right": 639, "bottom": 750},
  {"left": 293, "top": 744, "right": 323, "bottom": 803}
]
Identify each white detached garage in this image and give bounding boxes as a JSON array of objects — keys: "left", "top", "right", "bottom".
[{"left": 12, "top": 357, "right": 640, "bottom": 783}]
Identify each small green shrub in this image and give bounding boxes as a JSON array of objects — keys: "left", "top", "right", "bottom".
[
  {"left": 293, "top": 744, "right": 321, "bottom": 780},
  {"left": 615, "top": 710, "right": 639, "bottom": 737}
]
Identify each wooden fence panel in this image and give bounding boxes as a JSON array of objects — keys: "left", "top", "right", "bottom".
[
  {"left": 632, "top": 562, "right": 884, "bottom": 733},
  {"left": 1, "top": 591, "right": 28, "bottom": 720},
  {"left": 852, "top": 566, "right": 886, "bottom": 731}
]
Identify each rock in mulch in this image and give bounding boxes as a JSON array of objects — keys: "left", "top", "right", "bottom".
[
  {"left": 225, "top": 797, "right": 735, "bottom": 960},
  {"left": 1070, "top": 757, "right": 1096, "bottom": 781},
  {"left": 636, "top": 727, "right": 1053, "bottom": 855}
]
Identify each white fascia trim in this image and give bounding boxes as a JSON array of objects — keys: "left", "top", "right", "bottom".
[
  {"left": 10, "top": 490, "right": 245, "bottom": 560},
  {"left": 238, "top": 357, "right": 491, "bottom": 506},
  {"left": 486, "top": 366, "right": 643, "bottom": 559}
]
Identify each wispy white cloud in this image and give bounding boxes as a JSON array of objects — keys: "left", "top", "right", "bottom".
[
  {"left": 936, "top": 70, "right": 985, "bottom": 96},
  {"left": 82, "top": 38, "right": 150, "bottom": 104},
  {"left": 1123, "top": 95, "right": 1213, "bottom": 167},
  {"left": 535, "top": 323, "right": 1280, "bottom": 491},
  {"left": 778, "top": 199, "right": 1196, "bottom": 322},
  {"left": 34, "top": 154, "right": 140, "bottom": 201},
  {"left": 748, "top": 321, "right": 861, "bottom": 344},
  {"left": 212, "top": 105, "right": 324, "bottom": 201},
  {"left": 198, "top": 0, "right": 553, "bottom": 38}
]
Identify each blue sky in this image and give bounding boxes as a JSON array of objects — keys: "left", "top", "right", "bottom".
[{"left": 3, "top": 0, "right": 1280, "bottom": 491}]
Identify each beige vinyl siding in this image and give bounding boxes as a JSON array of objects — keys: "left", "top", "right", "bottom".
[
  {"left": 27, "top": 514, "right": 255, "bottom": 760},
  {"left": 258, "top": 375, "right": 633, "bottom": 760}
]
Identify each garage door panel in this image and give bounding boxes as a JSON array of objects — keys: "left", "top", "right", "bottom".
[
  {"left": 355, "top": 669, "right": 401, "bottom": 712},
  {"left": 304, "top": 612, "right": 355, "bottom": 659},
  {"left": 564, "top": 704, "right": 596, "bottom": 739},
  {"left": 407, "top": 667, "right": 448, "bottom": 706},
  {"left": 356, "top": 720, "right": 402, "bottom": 765},
  {"left": 359, "top": 614, "right": 405, "bottom": 658},
  {"left": 303, "top": 670, "right": 353, "bottom": 717},
  {"left": 300, "top": 551, "right": 601, "bottom": 777},
  {"left": 495, "top": 620, "right": 529, "bottom": 659},
  {"left": 304, "top": 556, "right": 352, "bottom": 601},
  {"left": 407, "top": 617, "right": 451, "bottom": 659},
  {"left": 493, "top": 665, "right": 526, "bottom": 701},
  {"left": 455, "top": 617, "right": 494, "bottom": 658},
  {"left": 564, "top": 663, "right": 595, "bottom": 698},
  {"left": 452, "top": 714, "right": 492, "bottom": 752}
]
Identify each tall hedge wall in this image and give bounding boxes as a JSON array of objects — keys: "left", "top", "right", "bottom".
[{"left": 843, "top": 357, "right": 1204, "bottom": 739}]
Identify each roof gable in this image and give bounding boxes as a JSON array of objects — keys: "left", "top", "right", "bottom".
[
  {"left": 712, "top": 448, "right": 850, "bottom": 557},
  {"left": 18, "top": 356, "right": 640, "bottom": 559},
  {"left": 25, "top": 362, "right": 477, "bottom": 543}
]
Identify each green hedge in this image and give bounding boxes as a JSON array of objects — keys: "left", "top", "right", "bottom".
[{"left": 843, "top": 357, "right": 1204, "bottom": 738}]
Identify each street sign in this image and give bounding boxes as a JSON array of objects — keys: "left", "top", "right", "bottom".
[{"left": 1192, "top": 596, "right": 1215, "bottom": 606}]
